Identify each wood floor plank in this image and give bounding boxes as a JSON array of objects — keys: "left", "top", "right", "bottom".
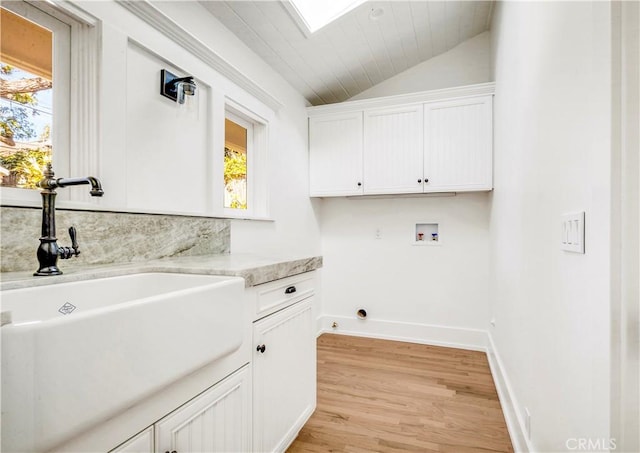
[{"left": 287, "top": 334, "right": 513, "bottom": 453}]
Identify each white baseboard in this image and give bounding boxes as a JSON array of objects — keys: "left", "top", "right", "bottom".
[
  {"left": 316, "top": 315, "right": 488, "bottom": 351},
  {"left": 486, "top": 332, "right": 534, "bottom": 453},
  {"left": 315, "top": 315, "right": 531, "bottom": 452}
]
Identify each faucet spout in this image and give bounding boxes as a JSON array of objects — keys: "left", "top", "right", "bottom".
[
  {"left": 56, "top": 176, "right": 104, "bottom": 197},
  {"left": 38, "top": 165, "right": 104, "bottom": 197}
]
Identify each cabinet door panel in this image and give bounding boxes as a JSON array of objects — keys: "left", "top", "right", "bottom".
[
  {"left": 363, "top": 105, "right": 423, "bottom": 194},
  {"left": 424, "top": 96, "right": 493, "bottom": 191},
  {"left": 253, "top": 298, "right": 315, "bottom": 453},
  {"left": 309, "top": 112, "right": 363, "bottom": 196},
  {"left": 155, "top": 366, "right": 251, "bottom": 453}
]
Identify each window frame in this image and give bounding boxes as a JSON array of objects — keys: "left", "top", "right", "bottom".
[
  {"left": 0, "top": 0, "right": 99, "bottom": 208},
  {"left": 0, "top": 1, "right": 70, "bottom": 202},
  {"left": 221, "top": 100, "right": 269, "bottom": 220}
]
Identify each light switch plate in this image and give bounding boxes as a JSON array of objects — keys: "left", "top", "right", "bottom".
[{"left": 561, "top": 211, "right": 585, "bottom": 253}]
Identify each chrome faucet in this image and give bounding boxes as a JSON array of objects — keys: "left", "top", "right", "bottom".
[{"left": 34, "top": 163, "right": 104, "bottom": 276}]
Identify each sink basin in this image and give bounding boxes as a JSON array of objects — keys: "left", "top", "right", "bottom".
[{"left": 1, "top": 272, "right": 245, "bottom": 452}]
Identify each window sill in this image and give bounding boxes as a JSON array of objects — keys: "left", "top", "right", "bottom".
[
  {"left": 223, "top": 212, "right": 274, "bottom": 222},
  {"left": 0, "top": 198, "right": 274, "bottom": 221}
]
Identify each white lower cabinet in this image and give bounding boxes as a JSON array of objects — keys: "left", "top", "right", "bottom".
[
  {"left": 253, "top": 297, "right": 316, "bottom": 453},
  {"left": 155, "top": 366, "right": 251, "bottom": 453},
  {"left": 109, "top": 366, "right": 251, "bottom": 453}
]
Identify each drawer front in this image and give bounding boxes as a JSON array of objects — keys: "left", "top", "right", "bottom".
[{"left": 255, "top": 273, "right": 315, "bottom": 320}]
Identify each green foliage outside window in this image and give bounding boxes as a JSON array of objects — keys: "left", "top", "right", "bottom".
[
  {"left": 224, "top": 147, "right": 247, "bottom": 209},
  {"left": 224, "top": 147, "right": 247, "bottom": 185},
  {"left": 1, "top": 64, "right": 40, "bottom": 142},
  {"left": 0, "top": 147, "right": 50, "bottom": 189},
  {"left": 1, "top": 64, "right": 52, "bottom": 189}
]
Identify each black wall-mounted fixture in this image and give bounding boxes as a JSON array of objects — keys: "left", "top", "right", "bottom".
[{"left": 160, "top": 69, "right": 197, "bottom": 104}]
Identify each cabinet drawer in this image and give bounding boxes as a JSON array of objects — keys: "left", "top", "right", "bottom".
[{"left": 254, "top": 273, "right": 315, "bottom": 320}]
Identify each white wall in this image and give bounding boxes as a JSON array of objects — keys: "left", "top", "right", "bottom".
[
  {"left": 73, "top": 1, "right": 321, "bottom": 257},
  {"left": 147, "top": 1, "right": 322, "bottom": 257},
  {"left": 319, "top": 194, "right": 491, "bottom": 347},
  {"left": 350, "top": 31, "right": 492, "bottom": 100},
  {"left": 489, "top": 2, "right": 612, "bottom": 451},
  {"left": 229, "top": 107, "right": 323, "bottom": 256}
]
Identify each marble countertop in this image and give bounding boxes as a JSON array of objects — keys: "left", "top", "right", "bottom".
[{"left": 0, "top": 253, "right": 323, "bottom": 290}]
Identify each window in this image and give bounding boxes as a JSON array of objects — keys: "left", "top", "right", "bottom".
[
  {"left": 0, "top": 2, "right": 70, "bottom": 193},
  {"left": 224, "top": 114, "right": 251, "bottom": 210},
  {"left": 222, "top": 104, "right": 269, "bottom": 219},
  {"left": 287, "top": 0, "right": 366, "bottom": 33},
  {"left": 0, "top": 1, "right": 97, "bottom": 208}
]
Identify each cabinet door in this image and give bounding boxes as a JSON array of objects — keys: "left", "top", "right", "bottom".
[
  {"left": 363, "top": 104, "right": 424, "bottom": 194},
  {"left": 155, "top": 366, "right": 251, "bottom": 453},
  {"left": 309, "top": 112, "right": 363, "bottom": 196},
  {"left": 424, "top": 95, "right": 493, "bottom": 192},
  {"left": 253, "top": 298, "right": 315, "bottom": 453},
  {"left": 110, "top": 427, "right": 153, "bottom": 453}
]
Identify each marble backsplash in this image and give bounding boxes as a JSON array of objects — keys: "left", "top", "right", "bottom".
[{"left": 1, "top": 207, "right": 230, "bottom": 273}]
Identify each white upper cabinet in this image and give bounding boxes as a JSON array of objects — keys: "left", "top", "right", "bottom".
[
  {"left": 308, "top": 83, "right": 494, "bottom": 197},
  {"left": 309, "top": 112, "right": 363, "bottom": 196},
  {"left": 363, "top": 105, "right": 424, "bottom": 195},
  {"left": 423, "top": 95, "right": 493, "bottom": 192}
]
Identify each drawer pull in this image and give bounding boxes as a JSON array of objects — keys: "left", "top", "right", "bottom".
[
  {"left": 257, "top": 344, "right": 266, "bottom": 353},
  {"left": 285, "top": 286, "right": 297, "bottom": 294}
]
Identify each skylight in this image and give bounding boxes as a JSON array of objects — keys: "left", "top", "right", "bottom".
[{"left": 287, "top": 0, "right": 367, "bottom": 34}]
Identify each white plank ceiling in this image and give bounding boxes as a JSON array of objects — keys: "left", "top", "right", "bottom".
[{"left": 199, "top": 1, "right": 493, "bottom": 106}]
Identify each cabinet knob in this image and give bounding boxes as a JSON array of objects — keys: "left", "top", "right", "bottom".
[
  {"left": 165, "top": 450, "right": 177, "bottom": 453},
  {"left": 357, "top": 182, "right": 362, "bottom": 187},
  {"left": 418, "top": 179, "right": 422, "bottom": 183},
  {"left": 257, "top": 344, "right": 266, "bottom": 353},
  {"left": 425, "top": 178, "right": 429, "bottom": 183},
  {"left": 285, "top": 286, "right": 297, "bottom": 294}
]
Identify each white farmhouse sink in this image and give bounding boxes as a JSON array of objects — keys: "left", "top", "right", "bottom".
[{"left": 1, "top": 272, "right": 245, "bottom": 452}]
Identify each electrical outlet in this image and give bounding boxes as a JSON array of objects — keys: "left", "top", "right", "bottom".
[
  {"left": 524, "top": 407, "right": 531, "bottom": 440},
  {"left": 490, "top": 318, "right": 496, "bottom": 327},
  {"left": 374, "top": 228, "right": 382, "bottom": 239}
]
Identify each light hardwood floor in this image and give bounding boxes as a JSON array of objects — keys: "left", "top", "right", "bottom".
[{"left": 287, "top": 334, "right": 513, "bottom": 453}]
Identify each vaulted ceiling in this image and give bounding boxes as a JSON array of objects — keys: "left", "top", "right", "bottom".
[{"left": 200, "top": 1, "right": 494, "bottom": 106}]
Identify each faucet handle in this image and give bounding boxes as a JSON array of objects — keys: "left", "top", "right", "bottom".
[
  {"left": 69, "top": 226, "right": 80, "bottom": 255},
  {"left": 58, "top": 227, "right": 80, "bottom": 260}
]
